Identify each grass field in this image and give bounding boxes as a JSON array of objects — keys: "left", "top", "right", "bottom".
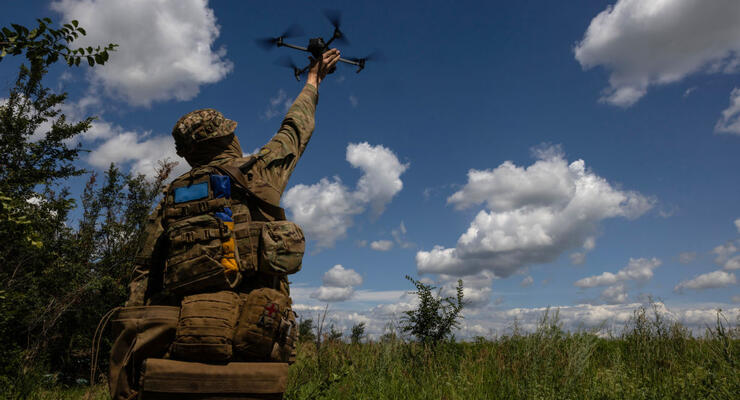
[{"left": 16, "top": 307, "right": 740, "bottom": 399}]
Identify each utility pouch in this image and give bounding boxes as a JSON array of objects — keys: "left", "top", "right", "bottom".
[
  {"left": 235, "top": 220, "right": 305, "bottom": 276},
  {"left": 108, "top": 306, "right": 180, "bottom": 400},
  {"left": 138, "top": 358, "right": 288, "bottom": 399},
  {"left": 233, "top": 288, "right": 296, "bottom": 362},
  {"left": 171, "top": 291, "right": 240, "bottom": 363},
  {"left": 260, "top": 221, "right": 305, "bottom": 275}
]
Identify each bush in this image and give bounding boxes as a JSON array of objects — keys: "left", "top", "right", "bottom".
[{"left": 400, "top": 275, "right": 466, "bottom": 345}]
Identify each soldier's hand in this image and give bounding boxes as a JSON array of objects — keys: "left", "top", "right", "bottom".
[{"left": 307, "top": 48, "right": 340, "bottom": 87}]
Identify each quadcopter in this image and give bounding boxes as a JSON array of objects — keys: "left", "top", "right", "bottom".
[{"left": 256, "top": 10, "right": 380, "bottom": 81}]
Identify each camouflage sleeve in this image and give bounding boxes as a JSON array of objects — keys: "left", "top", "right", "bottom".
[
  {"left": 126, "top": 202, "right": 165, "bottom": 306},
  {"left": 256, "top": 83, "right": 318, "bottom": 195}
]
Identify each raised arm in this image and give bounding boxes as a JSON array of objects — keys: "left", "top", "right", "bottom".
[{"left": 255, "top": 49, "right": 340, "bottom": 195}]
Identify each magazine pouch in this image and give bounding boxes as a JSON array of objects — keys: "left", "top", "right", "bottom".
[{"left": 170, "top": 290, "right": 240, "bottom": 363}]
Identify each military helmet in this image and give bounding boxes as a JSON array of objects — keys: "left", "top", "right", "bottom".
[{"left": 172, "top": 109, "right": 237, "bottom": 156}]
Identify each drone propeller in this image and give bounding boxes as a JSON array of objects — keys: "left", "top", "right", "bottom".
[
  {"left": 275, "top": 56, "right": 308, "bottom": 81},
  {"left": 323, "top": 9, "right": 350, "bottom": 45},
  {"left": 346, "top": 50, "right": 384, "bottom": 72},
  {"left": 256, "top": 24, "right": 304, "bottom": 50}
]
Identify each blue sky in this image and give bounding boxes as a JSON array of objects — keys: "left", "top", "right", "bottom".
[{"left": 3, "top": 0, "right": 739, "bottom": 338}]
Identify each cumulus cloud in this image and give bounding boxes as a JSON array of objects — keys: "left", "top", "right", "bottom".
[
  {"left": 283, "top": 177, "right": 363, "bottom": 248},
  {"left": 600, "top": 284, "right": 628, "bottom": 304},
  {"left": 416, "top": 146, "right": 654, "bottom": 278},
  {"left": 86, "top": 125, "right": 187, "bottom": 178},
  {"left": 520, "top": 276, "right": 534, "bottom": 287},
  {"left": 291, "top": 295, "right": 739, "bottom": 340},
  {"left": 674, "top": 270, "right": 737, "bottom": 292},
  {"left": 575, "top": 258, "right": 662, "bottom": 288},
  {"left": 347, "top": 142, "right": 409, "bottom": 216},
  {"left": 678, "top": 252, "right": 697, "bottom": 264},
  {"left": 715, "top": 88, "right": 740, "bottom": 134},
  {"left": 284, "top": 143, "right": 407, "bottom": 248},
  {"left": 311, "top": 265, "right": 363, "bottom": 302},
  {"left": 724, "top": 256, "right": 740, "bottom": 271},
  {"left": 370, "top": 240, "right": 394, "bottom": 251},
  {"left": 52, "top": 0, "right": 232, "bottom": 106},
  {"left": 574, "top": 0, "right": 740, "bottom": 107},
  {"left": 438, "top": 270, "right": 495, "bottom": 308}
]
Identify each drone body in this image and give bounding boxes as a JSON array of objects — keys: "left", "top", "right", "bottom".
[{"left": 257, "top": 10, "right": 378, "bottom": 81}]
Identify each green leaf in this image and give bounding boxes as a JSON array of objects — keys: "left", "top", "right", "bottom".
[
  {"left": 75, "top": 56, "right": 80, "bottom": 66},
  {"left": 87, "top": 46, "right": 93, "bottom": 54},
  {"left": 86, "top": 55, "right": 94, "bottom": 66},
  {"left": 77, "top": 27, "right": 86, "bottom": 35},
  {"left": 71, "top": 20, "right": 79, "bottom": 27}
]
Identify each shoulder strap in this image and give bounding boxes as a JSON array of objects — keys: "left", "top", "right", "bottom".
[{"left": 212, "top": 163, "right": 287, "bottom": 220}]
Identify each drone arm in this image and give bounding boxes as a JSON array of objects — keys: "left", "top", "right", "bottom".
[
  {"left": 338, "top": 57, "right": 365, "bottom": 73},
  {"left": 280, "top": 42, "right": 309, "bottom": 52}
]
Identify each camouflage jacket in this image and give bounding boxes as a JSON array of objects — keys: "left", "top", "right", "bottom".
[{"left": 127, "top": 84, "right": 319, "bottom": 306}]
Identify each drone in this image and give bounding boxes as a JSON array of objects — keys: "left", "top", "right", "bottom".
[{"left": 256, "top": 10, "right": 380, "bottom": 81}]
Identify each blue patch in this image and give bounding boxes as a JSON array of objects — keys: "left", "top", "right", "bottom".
[
  {"left": 214, "top": 207, "right": 233, "bottom": 222},
  {"left": 174, "top": 182, "right": 209, "bottom": 204},
  {"left": 210, "top": 175, "right": 231, "bottom": 199}
]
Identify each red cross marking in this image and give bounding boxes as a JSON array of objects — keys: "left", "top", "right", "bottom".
[{"left": 265, "top": 303, "right": 278, "bottom": 317}]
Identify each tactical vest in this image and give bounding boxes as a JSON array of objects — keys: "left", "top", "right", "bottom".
[{"left": 161, "top": 156, "right": 306, "bottom": 297}]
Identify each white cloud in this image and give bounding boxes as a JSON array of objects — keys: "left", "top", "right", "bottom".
[
  {"left": 674, "top": 270, "right": 737, "bottom": 292},
  {"left": 712, "top": 241, "right": 738, "bottom": 264},
  {"left": 391, "top": 221, "right": 414, "bottom": 249},
  {"left": 735, "top": 218, "right": 740, "bottom": 233},
  {"left": 52, "top": 0, "right": 233, "bottom": 106},
  {"left": 600, "top": 284, "right": 628, "bottom": 304},
  {"left": 310, "top": 286, "right": 355, "bottom": 302},
  {"left": 349, "top": 94, "right": 358, "bottom": 108},
  {"left": 678, "top": 252, "right": 697, "bottom": 264},
  {"left": 520, "top": 275, "right": 534, "bottom": 287},
  {"left": 283, "top": 177, "right": 363, "bottom": 248},
  {"left": 575, "top": 257, "right": 662, "bottom": 288},
  {"left": 715, "top": 88, "right": 740, "bottom": 135},
  {"left": 438, "top": 270, "right": 495, "bottom": 308},
  {"left": 262, "top": 89, "right": 292, "bottom": 120},
  {"left": 284, "top": 142, "right": 407, "bottom": 248},
  {"left": 311, "top": 265, "right": 363, "bottom": 302},
  {"left": 724, "top": 255, "right": 740, "bottom": 271},
  {"left": 574, "top": 0, "right": 740, "bottom": 107},
  {"left": 322, "top": 265, "right": 363, "bottom": 287},
  {"left": 347, "top": 142, "right": 409, "bottom": 217},
  {"left": 87, "top": 127, "right": 187, "bottom": 178},
  {"left": 370, "top": 240, "right": 394, "bottom": 251},
  {"left": 417, "top": 146, "right": 654, "bottom": 278},
  {"left": 732, "top": 295, "right": 740, "bottom": 303},
  {"left": 292, "top": 295, "right": 739, "bottom": 340}
]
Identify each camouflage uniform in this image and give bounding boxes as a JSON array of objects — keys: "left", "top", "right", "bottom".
[{"left": 127, "top": 83, "right": 318, "bottom": 306}]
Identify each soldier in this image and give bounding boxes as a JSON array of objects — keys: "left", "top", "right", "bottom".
[{"left": 108, "top": 49, "right": 341, "bottom": 399}]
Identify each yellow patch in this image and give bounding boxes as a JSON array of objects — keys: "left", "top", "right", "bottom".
[{"left": 258, "top": 148, "right": 271, "bottom": 157}]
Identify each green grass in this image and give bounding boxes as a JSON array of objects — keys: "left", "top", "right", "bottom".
[
  {"left": 11, "top": 307, "right": 740, "bottom": 400},
  {"left": 286, "top": 308, "right": 739, "bottom": 399}
]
